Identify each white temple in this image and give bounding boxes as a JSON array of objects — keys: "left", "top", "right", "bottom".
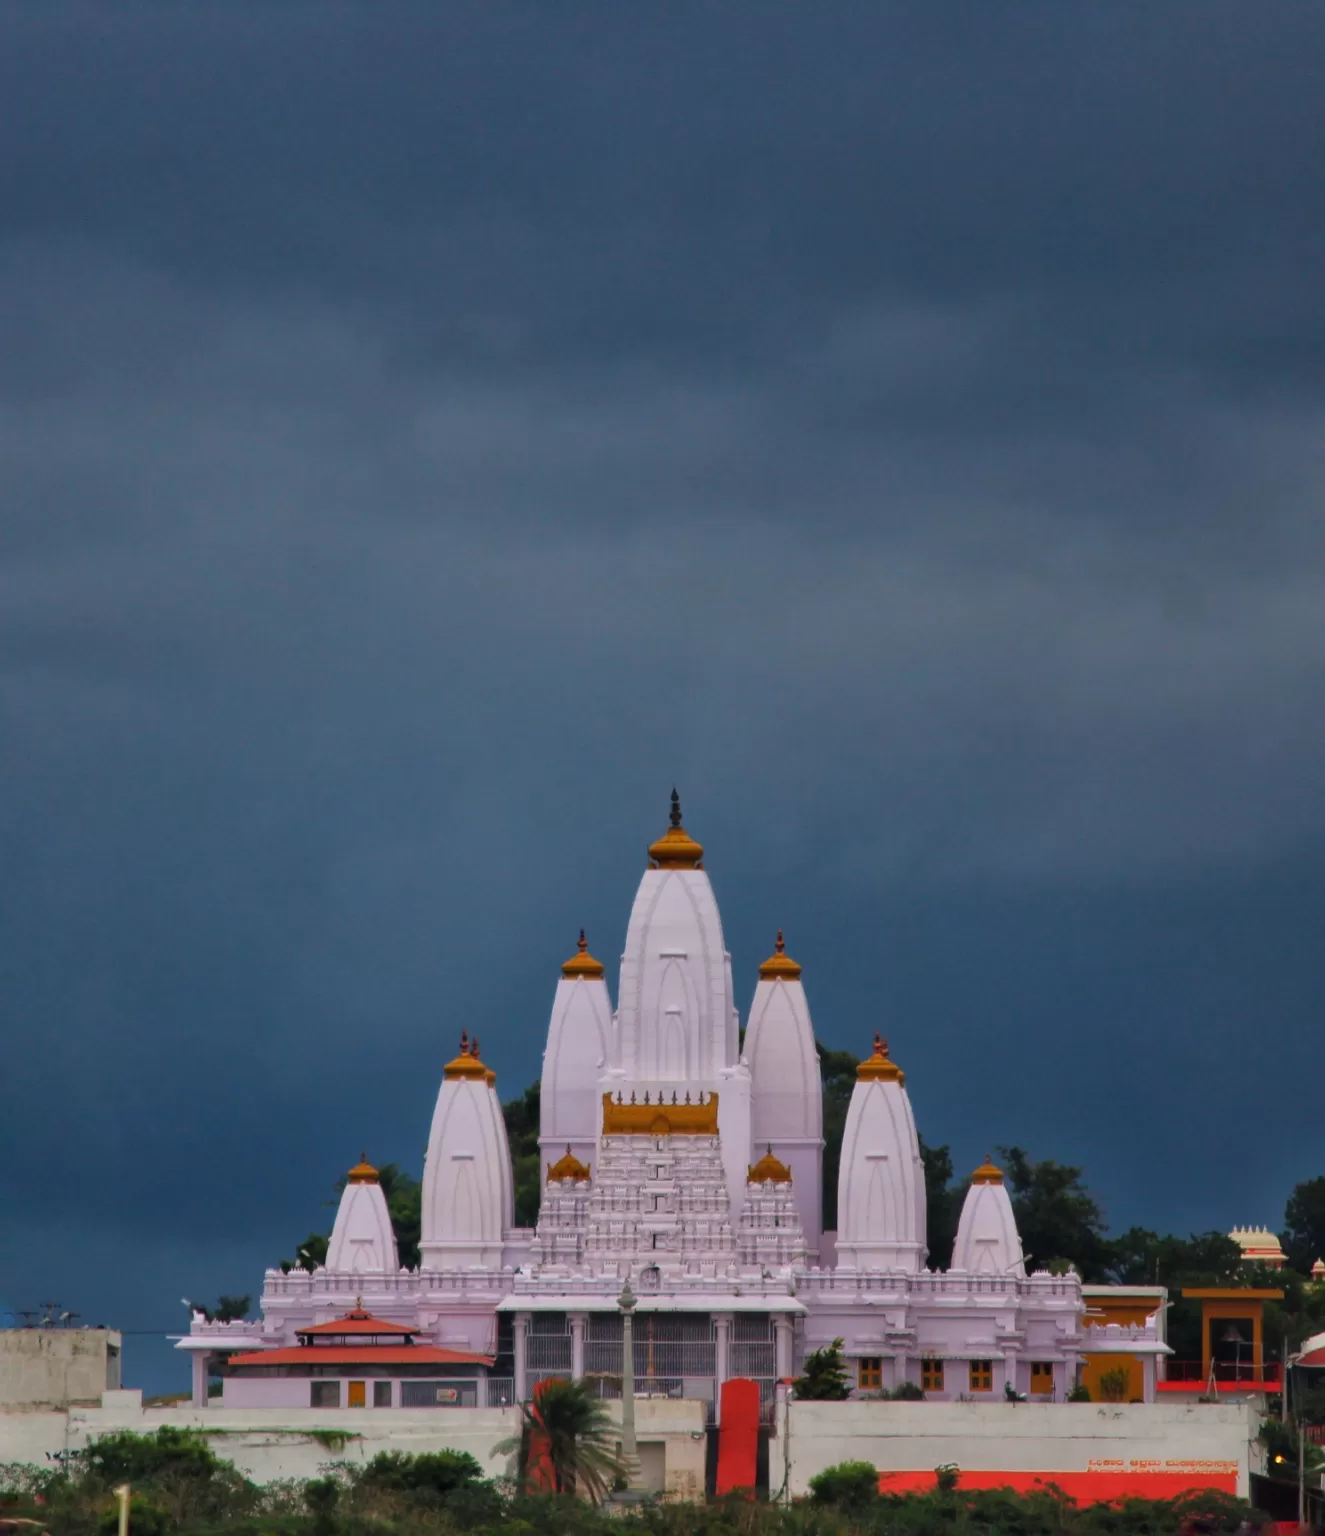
[{"left": 183, "top": 794, "right": 1168, "bottom": 1410}]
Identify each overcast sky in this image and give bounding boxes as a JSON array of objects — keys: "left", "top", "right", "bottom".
[{"left": 2, "top": 3, "right": 1323, "bottom": 1393}]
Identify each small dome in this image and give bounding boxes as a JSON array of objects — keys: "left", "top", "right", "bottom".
[
  {"left": 443, "top": 1030, "right": 490, "bottom": 1081},
  {"left": 546, "top": 1145, "right": 592, "bottom": 1183},
  {"left": 758, "top": 930, "right": 803, "bottom": 981},
  {"left": 970, "top": 1156, "right": 1004, "bottom": 1185},
  {"left": 561, "top": 929, "right": 606, "bottom": 980},
  {"left": 647, "top": 788, "right": 704, "bottom": 869},
  {"left": 747, "top": 1146, "right": 793, "bottom": 1184},
  {"left": 346, "top": 1153, "right": 379, "bottom": 1185},
  {"left": 856, "top": 1033, "right": 905, "bottom": 1084}
]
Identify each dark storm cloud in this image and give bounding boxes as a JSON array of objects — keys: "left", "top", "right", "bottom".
[{"left": 1, "top": 3, "right": 1323, "bottom": 1387}]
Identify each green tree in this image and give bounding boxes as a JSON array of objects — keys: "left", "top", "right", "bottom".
[
  {"left": 1284, "top": 1177, "right": 1325, "bottom": 1274},
  {"left": 998, "top": 1145, "right": 1109, "bottom": 1280},
  {"left": 185, "top": 1294, "right": 250, "bottom": 1322},
  {"left": 358, "top": 1448, "right": 484, "bottom": 1504},
  {"left": 503, "top": 1079, "right": 543, "bottom": 1227},
  {"left": 497, "top": 1378, "right": 627, "bottom": 1499},
  {"left": 1105, "top": 1228, "right": 1242, "bottom": 1287},
  {"left": 808, "top": 1460, "right": 879, "bottom": 1510},
  {"left": 818, "top": 1044, "right": 859, "bottom": 1231},
  {"left": 793, "top": 1337, "right": 852, "bottom": 1400},
  {"left": 921, "top": 1139, "right": 961, "bottom": 1270}
]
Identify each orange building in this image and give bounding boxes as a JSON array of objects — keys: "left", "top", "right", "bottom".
[
  {"left": 1156, "top": 1288, "right": 1283, "bottom": 1395},
  {"left": 1080, "top": 1285, "right": 1168, "bottom": 1402}
]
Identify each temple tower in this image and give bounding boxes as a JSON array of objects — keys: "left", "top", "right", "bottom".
[
  {"left": 951, "top": 1157, "right": 1025, "bottom": 1276},
  {"left": 613, "top": 792, "right": 751, "bottom": 1213},
  {"left": 420, "top": 1033, "right": 514, "bottom": 1271},
  {"left": 835, "top": 1035, "right": 927, "bottom": 1272},
  {"left": 539, "top": 931, "right": 614, "bottom": 1185},
  {"left": 744, "top": 931, "right": 823, "bottom": 1256},
  {"left": 325, "top": 1155, "right": 399, "bottom": 1274}
]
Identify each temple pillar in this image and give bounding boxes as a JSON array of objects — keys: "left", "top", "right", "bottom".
[
  {"left": 713, "top": 1313, "right": 732, "bottom": 1423},
  {"left": 569, "top": 1314, "right": 587, "bottom": 1381},
  {"left": 477, "top": 1375, "right": 488, "bottom": 1409},
  {"left": 774, "top": 1315, "right": 793, "bottom": 1381},
  {"left": 191, "top": 1351, "right": 208, "bottom": 1408},
  {"left": 1002, "top": 1349, "right": 1018, "bottom": 1399},
  {"left": 513, "top": 1313, "right": 530, "bottom": 1402},
  {"left": 893, "top": 1351, "right": 909, "bottom": 1392}
]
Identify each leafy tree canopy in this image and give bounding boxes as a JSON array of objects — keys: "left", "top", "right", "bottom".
[
  {"left": 185, "top": 1294, "right": 250, "bottom": 1322},
  {"left": 998, "top": 1144, "right": 1110, "bottom": 1282},
  {"left": 793, "top": 1337, "right": 852, "bottom": 1400},
  {"left": 1284, "top": 1176, "right": 1325, "bottom": 1275}
]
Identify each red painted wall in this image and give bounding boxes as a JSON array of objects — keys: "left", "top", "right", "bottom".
[
  {"left": 716, "top": 1378, "right": 761, "bottom": 1495},
  {"left": 877, "top": 1470, "right": 1238, "bottom": 1501}
]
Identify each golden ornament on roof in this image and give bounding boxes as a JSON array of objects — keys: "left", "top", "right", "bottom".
[
  {"left": 561, "top": 929, "right": 606, "bottom": 980},
  {"left": 346, "top": 1153, "right": 379, "bottom": 1185},
  {"left": 758, "top": 929, "right": 803, "bottom": 981},
  {"left": 856, "top": 1032, "right": 905, "bottom": 1084},
  {"left": 443, "top": 1030, "right": 490, "bottom": 1081},
  {"left": 546, "top": 1146, "right": 592, "bottom": 1183},
  {"left": 647, "top": 788, "right": 704, "bottom": 869},
  {"left": 970, "top": 1156, "right": 1004, "bottom": 1185},
  {"left": 747, "top": 1146, "right": 793, "bottom": 1184}
]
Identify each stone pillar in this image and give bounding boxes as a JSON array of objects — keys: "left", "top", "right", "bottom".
[
  {"left": 190, "top": 1351, "right": 208, "bottom": 1408},
  {"left": 892, "top": 1351, "right": 909, "bottom": 1393},
  {"left": 570, "top": 1314, "right": 587, "bottom": 1382},
  {"left": 1002, "top": 1350, "right": 1018, "bottom": 1399},
  {"left": 774, "top": 1315, "right": 794, "bottom": 1381},
  {"left": 619, "top": 1280, "right": 638, "bottom": 1468},
  {"left": 477, "top": 1374, "right": 488, "bottom": 1409},
  {"left": 513, "top": 1313, "right": 530, "bottom": 1403},
  {"left": 713, "top": 1313, "right": 732, "bottom": 1424}
]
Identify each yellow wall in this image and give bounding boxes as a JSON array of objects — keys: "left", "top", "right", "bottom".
[{"left": 1081, "top": 1351, "right": 1143, "bottom": 1402}]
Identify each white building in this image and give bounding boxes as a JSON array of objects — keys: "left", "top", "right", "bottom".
[{"left": 184, "top": 795, "right": 1166, "bottom": 1413}]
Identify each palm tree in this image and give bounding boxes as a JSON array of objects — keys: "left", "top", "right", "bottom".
[{"left": 497, "top": 1378, "right": 628, "bottom": 1501}]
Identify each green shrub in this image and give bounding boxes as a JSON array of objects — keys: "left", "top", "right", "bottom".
[
  {"left": 357, "top": 1447, "right": 485, "bottom": 1503},
  {"left": 97, "top": 1493, "right": 170, "bottom": 1536},
  {"left": 808, "top": 1459, "right": 879, "bottom": 1510},
  {"left": 792, "top": 1339, "right": 851, "bottom": 1401},
  {"left": 887, "top": 1380, "right": 926, "bottom": 1401}
]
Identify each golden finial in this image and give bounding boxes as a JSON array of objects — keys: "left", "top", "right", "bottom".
[
  {"left": 970, "top": 1155, "right": 1004, "bottom": 1185},
  {"left": 647, "top": 788, "right": 704, "bottom": 869},
  {"left": 347, "top": 1153, "right": 379, "bottom": 1184},
  {"left": 443, "top": 1029, "right": 489, "bottom": 1080},
  {"left": 562, "top": 928, "right": 606, "bottom": 980},
  {"left": 856, "top": 1032, "right": 905, "bottom": 1084},
  {"left": 758, "top": 928, "right": 803, "bottom": 981}
]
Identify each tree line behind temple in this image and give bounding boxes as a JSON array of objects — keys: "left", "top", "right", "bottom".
[{"left": 224, "top": 1044, "right": 1325, "bottom": 1366}]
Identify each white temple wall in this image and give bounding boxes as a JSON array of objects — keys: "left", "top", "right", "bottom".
[
  {"left": 716, "top": 1070, "right": 752, "bottom": 1219},
  {"left": 773, "top": 1398, "right": 1259, "bottom": 1500},
  {"left": 0, "top": 1396, "right": 704, "bottom": 1498}
]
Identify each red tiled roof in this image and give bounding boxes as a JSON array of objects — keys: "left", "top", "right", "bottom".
[
  {"left": 296, "top": 1310, "right": 418, "bottom": 1338},
  {"left": 228, "top": 1345, "right": 493, "bottom": 1368}
]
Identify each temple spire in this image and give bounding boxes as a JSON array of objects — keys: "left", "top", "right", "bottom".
[{"left": 647, "top": 789, "right": 704, "bottom": 869}]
